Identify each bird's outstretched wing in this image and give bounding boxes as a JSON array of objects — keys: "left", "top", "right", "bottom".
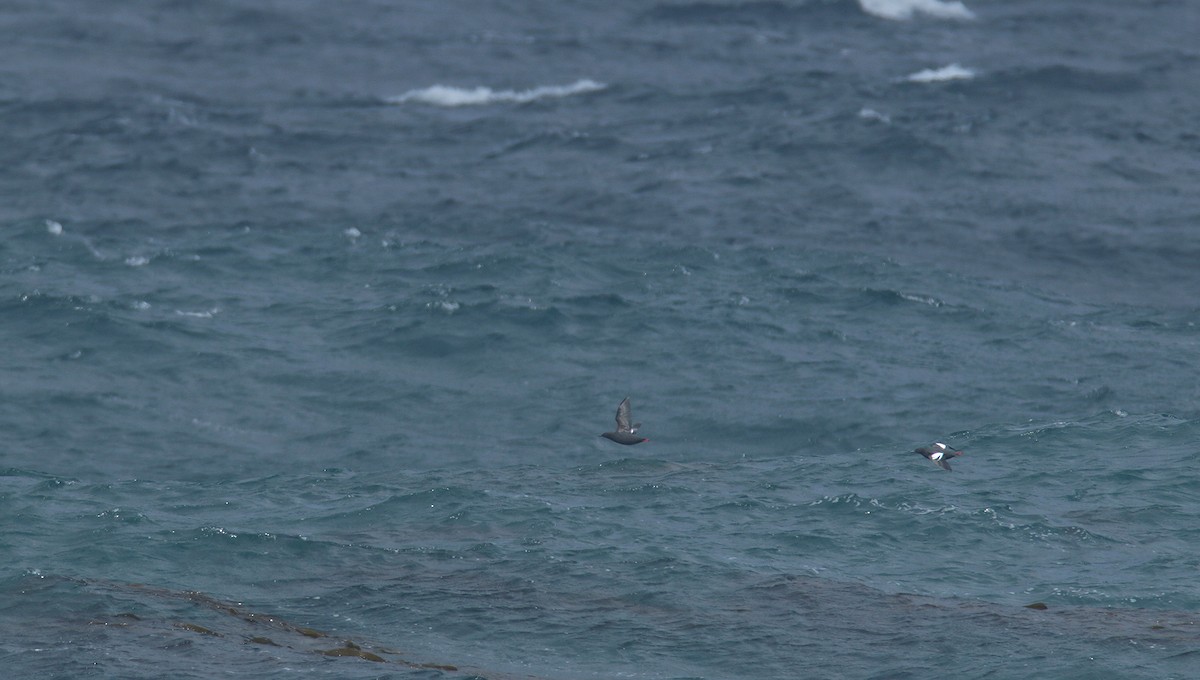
[{"left": 615, "top": 397, "right": 633, "bottom": 433}]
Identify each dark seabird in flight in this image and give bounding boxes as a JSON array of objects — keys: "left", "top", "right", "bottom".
[
  {"left": 914, "top": 442, "right": 963, "bottom": 470},
  {"left": 600, "top": 397, "right": 648, "bottom": 445}
]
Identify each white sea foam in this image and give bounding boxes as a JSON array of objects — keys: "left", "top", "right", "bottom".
[
  {"left": 175, "top": 307, "right": 219, "bottom": 318},
  {"left": 906, "top": 63, "right": 976, "bottom": 83},
  {"left": 386, "top": 79, "right": 605, "bottom": 107},
  {"left": 125, "top": 256, "right": 150, "bottom": 267},
  {"left": 858, "top": 107, "right": 891, "bottom": 124},
  {"left": 859, "top": 0, "right": 974, "bottom": 21},
  {"left": 46, "top": 222, "right": 111, "bottom": 259},
  {"left": 900, "top": 292, "right": 943, "bottom": 306}
]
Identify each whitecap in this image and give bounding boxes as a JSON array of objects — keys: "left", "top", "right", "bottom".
[
  {"left": 906, "top": 63, "right": 976, "bottom": 83},
  {"left": 859, "top": 0, "right": 974, "bottom": 21},
  {"left": 386, "top": 79, "right": 606, "bottom": 107},
  {"left": 175, "top": 307, "right": 219, "bottom": 318},
  {"left": 858, "top": 107, "right": 891, "bottom": 124},
  {"left": 900, "top": 292, "right": 942, "bottom": 306},
  {"left": 125, "top": 256, "right": 150, "bottom": 267},
  {"left": 45, "top": 219, "right": 64, "bottom": 235}
]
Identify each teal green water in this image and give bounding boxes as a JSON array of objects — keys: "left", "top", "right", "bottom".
[
  {"left": 5, "top": 236, "right": 1198, "bottom": 678},
  {"left": 3, "top": 1, "right": 1200, "bottom": 678}
]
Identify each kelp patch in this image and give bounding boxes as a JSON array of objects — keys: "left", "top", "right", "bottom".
[{"left": 76, "top": 578, "right": 480, "bottom": 673}]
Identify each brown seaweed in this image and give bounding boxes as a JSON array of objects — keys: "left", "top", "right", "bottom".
[
  {"left": 174, "top": 622, "right": 222, "bottom": 636},
  {"left": 76, "top": 578, "right": 511, "bottom": 676},
  {"left": 319, "top": 643, "right": 387, "bottom": 662},
  {"left": 72, "top": 574, "right": 1200, "bottom": 676}
]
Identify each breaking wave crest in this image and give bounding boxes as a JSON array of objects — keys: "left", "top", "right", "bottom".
[
  {"left": 906, "top": 63, "right": 977, "bottom": 83},
  {"left": 386, "top": 79, "right": 606, "bottom": 107},
  {"left": 859, "top": 0, "right": 974, "bottom": 21}
]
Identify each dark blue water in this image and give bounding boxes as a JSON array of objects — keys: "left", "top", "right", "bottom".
[{"left": 3, "top": 1, "right": 1200, "bottom": 678}]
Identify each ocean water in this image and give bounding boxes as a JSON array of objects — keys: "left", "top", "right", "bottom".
[{"left": 3, "top": 1, "right": 1199, "bottom": 678}]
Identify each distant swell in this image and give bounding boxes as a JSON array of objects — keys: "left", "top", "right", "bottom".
[
  {"left": 859, "top": 0, "right": 974, "bottom": 21},
  {"left": 996, "top": 65, "right": 1142, "bottom": 93},
  {"left": 386, "top": 80, "right": 606, "bottom": 107}
]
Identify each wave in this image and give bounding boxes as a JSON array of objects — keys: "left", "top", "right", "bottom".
[
  {"left": 990, "top": 64, "right": 1142, "bottom": 93},
  {"left": 386, "top": 79, "right": 606, "bottom": 107},
  {"left": 905, "top": 63, "right": 976, "bottom": 83},
  {"left": 642, "top": 1, "right": 823, "bottom": 25},
  {"left": 858, "top": 107, "right": 891, "bottom": 124},
  {"left": 859, "top": 0, "right": 974, "bottom": 21}
]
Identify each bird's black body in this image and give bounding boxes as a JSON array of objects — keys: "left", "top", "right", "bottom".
[
  {"left": 601, "top": 431, "right": 648, "bottom": 445},
  {"left": 601, "top": 397, "right": 648, "bottom": 445},
  {"left": 914, "top": 442, "right": 963, "bottom": 471}
]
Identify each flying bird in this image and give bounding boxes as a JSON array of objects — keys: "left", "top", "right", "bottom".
[
  {"left": 600, "top": 397, "right": 648, "bottom": 445},
  {"left": 914, "top": 442, "right": 963, "bottom": 471}
]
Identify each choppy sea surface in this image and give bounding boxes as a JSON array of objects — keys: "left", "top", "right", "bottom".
[{"left": 3, "top": 1, "right": 1200, "bottom": 678}]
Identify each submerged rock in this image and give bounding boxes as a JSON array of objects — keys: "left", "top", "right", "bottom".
[
  {"left": 320, "top": 645, "right": 386, "bottom": 662},
  {"left": 175, "top": 622, "right": 222, "bottom": 636}
]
